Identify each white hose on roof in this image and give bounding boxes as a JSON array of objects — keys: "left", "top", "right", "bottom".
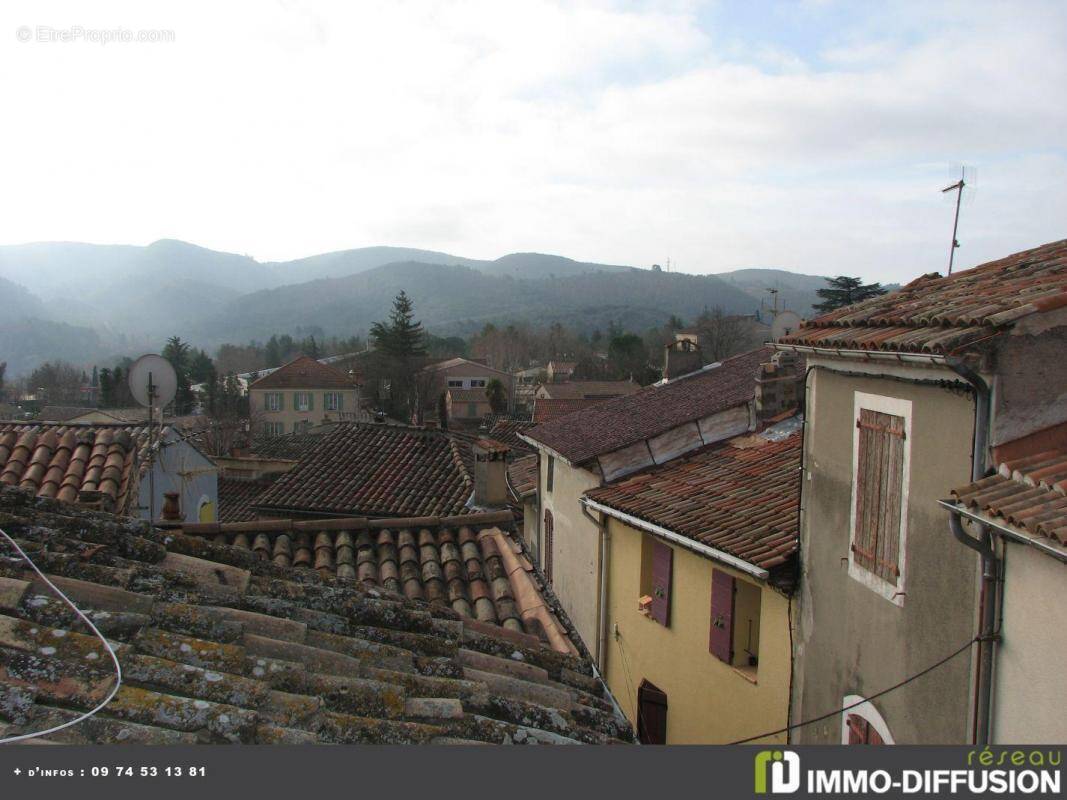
[{"left": 0, "top": 526, "right": 122, "bottom": 744}]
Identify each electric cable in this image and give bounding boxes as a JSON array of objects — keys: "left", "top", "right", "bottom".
[
  {"left": 0, "top": 526, "right": 122, "bottom": 745},
  {"left": 728, "top": 634, "right": 979, "bottom": 744}
]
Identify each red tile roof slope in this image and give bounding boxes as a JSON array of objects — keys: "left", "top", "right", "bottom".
[
  {"left": 0, "top": 423, "right": 147, "bottom": 515},
  {"left": 507, "top": 454, "right": 539, "bottom": 500},
  {"left": 484, "top": 418, "right": 536, "bottom": 454},
  {"left": 950, "top": 448, "right": 1067, "bottom": 548},
  {"left": 537, "top": 381, "right": 641, "bottom": 400},
  {"left": 249, "top": 431, "right": 327, "bottom": 461},
  {"left": 780, "top": 238, "right": 1067, "bottom": 354},
  {"left": 252, "top": 423, "right": 473, "bottom": 518},
  {"left": 0, "top": 489, "right": 631, "bottom": 744},
  {"left": 532, "top": 397, "right": 609, "bottom": 424},
  {"left": 527, "top": 348, "right": 771, "bottom": 464},
  {"left": 248, "top": 356, "right": 354, "bottom": 390},
  {"left": 218, "top": 476, "right": 278, "bottom": 523},
  {"left": 586, "top": 430, "right": 801, "bottom": 577}
]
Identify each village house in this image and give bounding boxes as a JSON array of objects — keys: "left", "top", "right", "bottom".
[
  {"left": 513, "top": 365, "right": 547, "bottom": 412},
  {"left": 0, "top": 485, "right": 632, "bottom": 744},
  {"left": 248, "top": 355, "right": 361, "bottom": 436},
  {"left": 546, "top": 360, "right": 576, "bottom": 383},
  {"left": 519, "top": 347, "right": 799, "bottom": 651},
  {"left": 420, "top": 357, "right": 514, "bottom": 415},
  {"left": 0, "top": 421, "right": 218, "bottom": 524},
  {"left": 445, "top": 387, "right": 493, "bottom": 424},
  {"left": 583, "top": 417, "right": 801, "bottom": 744},
  {"left": 776, "top": 238, "right": 1067, "bottom": 745}
]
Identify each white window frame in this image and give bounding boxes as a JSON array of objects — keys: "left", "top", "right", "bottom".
[
  {"left": 469, "top": 379, "right": 487, "bottom": 388},
  {"left": 447, "top": 379, "right": 464, "bottom": 388},
  {"left": 848, "top": 391, "right": 912, "bottom": 607},
  {"left": 294, "top": 391, "right": 312, "bottom": 412},
  {"left": 324, "top": 392, "right": 342, "bottom": 411},
  {"left": 841, "top": 695, "right": 894, "bottom": 744},
  {"left": 264, "top": 392, "right": 283, "bottom": 412},
  {"left": 264, "top": 421, "right": 284, "bottom": 437}
]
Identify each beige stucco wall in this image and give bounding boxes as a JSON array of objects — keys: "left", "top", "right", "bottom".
[
  {"left": 540, "top": 454, "right": 602, "bottom": 650},
  {"left": 250, "top": 388, "right": 359, "bottom": 434},
  {"left": 793, "top": 365, "right": 979, "bottom": 744},
  {"left": 604, "top": 517, "right": 791, "bottom": 744},
  {"left": 993, "top": 543, "right": 1067, "bottom": 743}
]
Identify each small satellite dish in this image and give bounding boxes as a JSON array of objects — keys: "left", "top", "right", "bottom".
[
  {"left": 771, "top": 310, "right": 803, "bottom": 341},
  {"left": 128, "top": 354, "right": 178, "bottom": 409}
]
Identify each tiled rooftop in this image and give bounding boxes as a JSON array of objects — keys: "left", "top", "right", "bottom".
[
  {"left": 526, "top": 348, "right": 771, "bottom": 464},
  {"left": 35, "top": 406, "right": 96, "bottom": 422},
  {"left": 506, "top": 455, "right": 539, "bottom": 501},
  {"left": 532, "top": 398, "right": 607, "bottom": 424},
  {"left": 482, "top": 418, "right": 536, "bottom": 454},
  {"left": 252, "top": 423, "right": 475, "bottom": 519},
  {"left": 248, "top": 356, "right": 355, "bottom": 391},
  {"left": 780, "top": 238, "right": 1067, "bottom": 354},
  {"left": 950, "top": 448, "right": 1067, "bottom": 550},
  {"left": 248, "top": 431, "right": 327, "bottom": 461},
  {"left": 537, "top": 381, "right": 641, "bottom": 400},
  {"left": 586, "top": 425, "right": 801, "bottom": 585},
  {"left": 0, "top": 423, "right": 148, "bottom": 516},
  {"left": 218, "top": 476, "right": 278, "bottom": 523},
  {"left": 0, "top": 489, "right": 630, "bottom": 744}
]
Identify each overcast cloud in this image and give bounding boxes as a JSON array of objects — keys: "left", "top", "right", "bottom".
[{"left": 1, "top": 0, "right": 1064, "bottom": 282}]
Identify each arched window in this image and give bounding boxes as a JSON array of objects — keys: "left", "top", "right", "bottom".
[
  {"left": 543, "top": 508, "right": 554, "bottom": 581},
  {"left": 841, "top": 695, "right": 893, "bottom": 744}
]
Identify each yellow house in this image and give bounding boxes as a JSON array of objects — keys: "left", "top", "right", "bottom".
[
  {"left": 583, "top": 422, "right": 801, "bottom": 744},
  {"left": 248, "top": 355, "right": 361, "bottom": 436}
]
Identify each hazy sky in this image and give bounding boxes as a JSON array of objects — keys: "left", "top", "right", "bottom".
[{"left": 2, "top": 0, "right": 1064, "bottom": 282}]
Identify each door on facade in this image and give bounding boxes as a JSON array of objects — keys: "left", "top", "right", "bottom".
[
  {"left": 637, "top": 680, "right": 668, "bottom": 744},
  {"left": 846, "top": 714, "right": 885, "bottom": 744}
]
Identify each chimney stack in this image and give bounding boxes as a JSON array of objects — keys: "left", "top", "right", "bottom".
[
  {"left": 664, "top": 339, "right": 703, "bottom": 380},
  {"left": 755, "top": 351, "right": 802, "bottom": 421},
  {"left": 472, "top": 439, "right": 510, "bottom": 507}
]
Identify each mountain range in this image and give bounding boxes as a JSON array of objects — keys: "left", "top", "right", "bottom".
[{"left": 0, "top": 239, "right": 835, "bottom": 376}]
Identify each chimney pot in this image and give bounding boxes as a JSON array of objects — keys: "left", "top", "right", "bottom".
[{"left": 472, "top": 439, "right": 510, "bottom": 507}]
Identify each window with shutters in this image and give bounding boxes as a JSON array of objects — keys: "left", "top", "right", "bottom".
[
  {"left": 546, "top": 456, "right": 554, "bottom": 492},
  {"left": 543, "top": 508, "right": 554, "bottom": 581},
  {"left": 323, "top": 392, "right": 342, "bottom": 411},
  {"left": 840, "top": 696, "right": 893, "bottom": 744},
  {"left": 637, "top": 680, "right": 668, "bottom": 744},
  {"left": 639, "top": 535, "right": 673, "bottom": 627},
  {"left": 294, "top": 392, "right": 313, "bottom": 412},
  {"left": 709, "top": 569, "right": 762, "bottom": 678},
  {"left": 849, "top": 393, "right": 912, "bottom": 605}
]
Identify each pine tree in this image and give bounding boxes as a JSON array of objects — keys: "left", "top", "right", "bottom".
[
  {"left": 370, "top": 291, "right": 426, "bottom": 358},
  {"left": 814, "top": 276, "right": 888, "bottom": 314}
]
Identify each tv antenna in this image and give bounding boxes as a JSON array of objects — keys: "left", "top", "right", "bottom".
[
  {"left": 941, "top": 164, "right": 976, "bottom": 274},
  {"left": 128, "top": 354, "right": 178, "bottom": 522}
]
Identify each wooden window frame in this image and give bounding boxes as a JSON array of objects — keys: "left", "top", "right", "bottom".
[
  {"left": 840, "top": 695, "right": 894, "bottom": 744},
  {"left": 848, "top": 392, "right": 912, "bottom": 606},
  {"left": 636, "top": 679, "right": 668, "bottom": 744}
]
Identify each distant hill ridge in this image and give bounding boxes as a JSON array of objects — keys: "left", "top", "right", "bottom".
[{"left": 0, "top": 239, "right": 834, "bottom": 375}]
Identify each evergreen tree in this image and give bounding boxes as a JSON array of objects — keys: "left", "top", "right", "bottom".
[
  {"left": 370, "top": 290, "right": 426, "bottom": 358},
  {"left": 486, "top": 378, "right": 507, "bottom": 414},
  {"left": 162, "top": 336, "right": 196, "bottom": 414},
  {"left": 814, "top": 276, "right": 888, "bottom": 314}
]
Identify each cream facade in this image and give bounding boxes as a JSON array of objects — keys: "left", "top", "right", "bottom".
[{"left": 600, "top": 517, "right": 791, "bottom": 744}]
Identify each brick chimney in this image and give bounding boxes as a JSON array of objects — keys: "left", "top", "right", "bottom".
[
  {"left": 755, "top": 351, "right": 802, "bottom": 421},
  {"left": 664, "top": 339, "right": 703, "bottom": 380},
  {"left": 472, "top": 439, "right": 510, "bottom": 507}
]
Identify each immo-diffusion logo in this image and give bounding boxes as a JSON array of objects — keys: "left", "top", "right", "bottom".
[{"left": 755, "top": 750, "right": 802, "bottom": 794}]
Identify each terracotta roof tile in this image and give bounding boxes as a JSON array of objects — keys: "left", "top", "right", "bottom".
[
  {"left": 0, "top": 488, "right": 631, "bottom": 744},
  {"left": 218, "top": 476, "right": 278, "bottom": 523},
  {"left": 506, "top": 455, "right": 539, "bottom": 501},
  {"left": 586, "top": 427, "right": 801, "bottom": 580},
  {"left": 483, "top": 418, "right": 536, "bottom": 453},
  {"left": 527, "top": 348, "right": 771, "bottom": 464},
  {"left": 252, "top": 423, "right": 475, "bottom": 518},
  {"left": 248, "top": 356, "right": 354, "bottom": 391},
  {"left": 781, "top": 239, "right": 1067, "bottom": 354},
  {"left": 950, "top": 447, "right": 1067, "bottom": 548},
  {"left": 532, "top": 398, "right": 609, "bottom": 424},
  {"left": 0, "top": 423, "right": 150, "bottom": 516},
  {"left": 537, "top": 381, "right": 641, "bottom": 400}
]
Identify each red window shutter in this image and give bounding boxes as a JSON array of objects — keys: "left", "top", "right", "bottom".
[
  {"left": 709, "top": 568, "right": 735, "bottom": 663},
  {"left": 650, "top": 541, "right": 673, "bottom": 626},
  {"left": 637, "top": 680, "right": 668, "bottom": 744},
  {"left": 543, "top": 509, "right": 554, "bottom": 582},
  {"left": 846, "top": 713, "right": 885, "bottom": 745}
]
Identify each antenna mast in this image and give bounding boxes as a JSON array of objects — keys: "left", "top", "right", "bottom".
[{"left": 942, "top": 168, "right": 967, "bottom": 274}]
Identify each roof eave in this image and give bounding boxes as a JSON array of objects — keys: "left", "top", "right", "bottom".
[{"left": 939, "top": 499, "right": 1067, "bottom": 564}]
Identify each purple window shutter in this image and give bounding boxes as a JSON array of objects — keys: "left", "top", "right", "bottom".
[
  {"left": 651, "top": 541, "right": 673, "bottom": 626},
  {"left": 709, "top": 568, "right": 735, "bottom": 663}
]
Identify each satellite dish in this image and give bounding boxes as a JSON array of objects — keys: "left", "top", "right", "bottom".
[
  {"left": 128, "top": 354, "right": 178, "bottom": 410},
  {"left": 771, "top": 310, "right": 803, "bottom": 341}
]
